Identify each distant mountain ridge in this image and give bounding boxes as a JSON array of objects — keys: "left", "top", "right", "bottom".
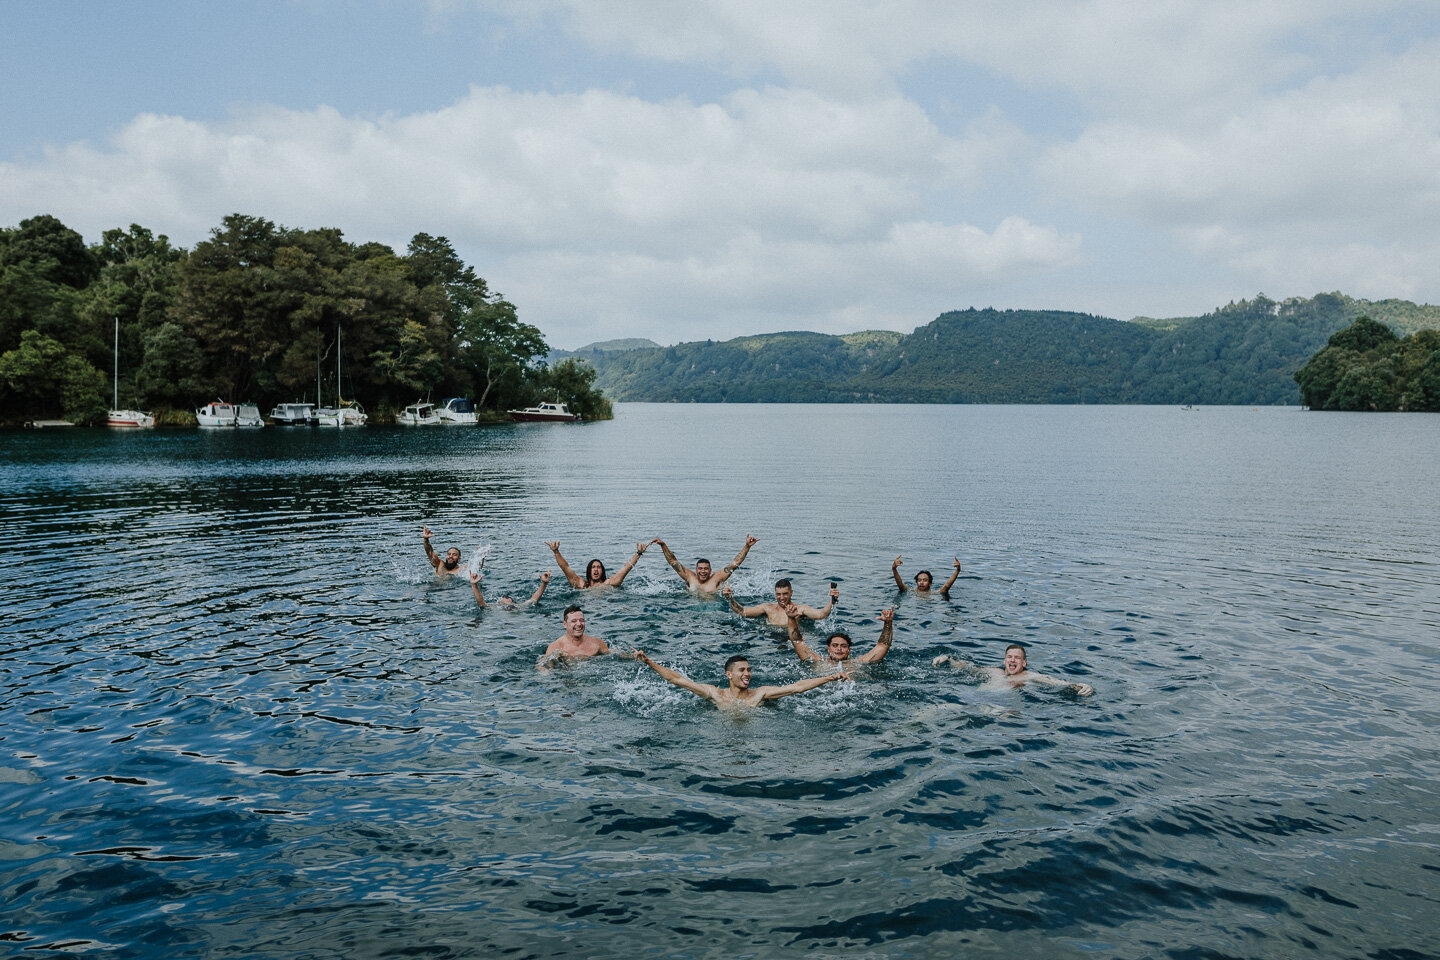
[{"left": 572, "top": 293, "right": 1440, "bottom": 405}]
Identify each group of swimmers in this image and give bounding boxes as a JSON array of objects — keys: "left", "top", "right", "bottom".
[{"left": 422, "top": 526, "right": 1094, "bottom": 710}]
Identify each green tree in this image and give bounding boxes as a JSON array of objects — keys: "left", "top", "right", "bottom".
[
  {"left": 531, "top": 357, "right": 612, "bottom": 420},
  {"left": 0, "top": 329, "right": 107, "bottom": 422}
]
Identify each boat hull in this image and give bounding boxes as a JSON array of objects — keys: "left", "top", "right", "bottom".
[
  {"left": 108, "top": 410, "right": 155, "bottom": 428},
  {"left": 509, "top": 411, "right": 579, "bottom": 422}
]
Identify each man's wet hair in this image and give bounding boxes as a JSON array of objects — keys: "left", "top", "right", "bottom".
[
  {"left": 916, "top": 570, "right": 933, "bottom": 582},
  {"left": 696, "top": 558, "right": 711, "bottom": 567},
  {"left": 828, "top": 631, "right": 852, "bottom": 646},
  {"left": 724, "top": 654, "right": 749, "bottom": 671},
  {"left": 585, "top": 559, "right": 606, "bottom": 582},
  {"left": 774, "top": 578, "right": 792, "bottom": 590},
  {"left": 563, "top": 605, "right": 584, "bottom": 619},
  {"left": 1005, "top": 643, "right": 1026, "bottom": 657}
]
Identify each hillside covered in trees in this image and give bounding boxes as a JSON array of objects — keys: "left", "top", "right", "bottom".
[
  {"left": 570, "top": 294, "right": 1440, "bottom": 405},
  {"left": 1293, "top": 316, "right": 1440, "bottom": 411},
  {"left": 0, "top": 213, "right": 609, "bottom": 424}
]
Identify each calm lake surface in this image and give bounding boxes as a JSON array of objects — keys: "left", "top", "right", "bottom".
[{"left": 2, "top": 403, "right": 1437, "bottom": 959}]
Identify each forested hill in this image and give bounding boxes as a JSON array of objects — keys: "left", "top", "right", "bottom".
[{"left": 573, "top": 294, "right": 1440, "bottom": 404}]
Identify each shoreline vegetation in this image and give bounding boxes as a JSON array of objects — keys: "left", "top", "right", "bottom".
[
  {"left": 562, "top": 296, "right": 1440, "bottom": 409},
  {"left": 0, "top": 213, "right": 611, "bottom": 427},
  {"left": 5, "top": 213, "right": 1439, "bottom": 424}
]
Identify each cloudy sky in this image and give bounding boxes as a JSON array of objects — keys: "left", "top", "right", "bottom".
[{"left": 3, "top": 1, "right": 1437, "bottom": 349}]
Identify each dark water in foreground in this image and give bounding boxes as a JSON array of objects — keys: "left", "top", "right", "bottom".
[{"left": 1, "top": 403, "right": 1437, "bottom": 959}]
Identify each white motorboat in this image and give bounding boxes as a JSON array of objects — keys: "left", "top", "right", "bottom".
[
  {"left": 196, "top": 400, "right": 237, "bottom": 427},
  {"left": 270, "top": 402, "right": 317, "bottom": 425},
  {"left": 108, "top": 318, "right": 154, "bottom": 428},
  {"left": 234, "top": 403, "right": 265, "bottom": 427},
  {"left": 438, "top": 397, "right": 477, "bottom": 424},
  {"left": 317, "top": 400, "right": 368, "bottom": 427},
  {"left": 508, "top": 401, "right": 578, "bottom": 423},
  {"left": 399, "top": 401, "right": 441, "bottom": 426}
]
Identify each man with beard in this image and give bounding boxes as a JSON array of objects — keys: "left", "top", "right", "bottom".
[
  {"left": 932, "top": 643, "right": 1094, "bottom": 696},
  {"left": 651, "top": 534, "right": 758, "bottom": 594},
  {"left": 422, "top": 525, "right": 465, "bottom": 577},
  {"left": 629, "top": 650, "right": 848, "bottom": 711}
]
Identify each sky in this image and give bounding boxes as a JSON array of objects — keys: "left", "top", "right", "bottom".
[{"left": 3, "top": 1, "right": 1438, "bottom": 350}]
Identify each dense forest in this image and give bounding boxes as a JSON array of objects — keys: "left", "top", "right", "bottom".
[
  {"left": 0, "top": 213, "right": 610, "bottom": 424},
  {"left": 567, "top": 294, "right": 1440, "bottom": 405},
  {"left": 1293, "top": 316, "right": 1440, "bottom": 411}
]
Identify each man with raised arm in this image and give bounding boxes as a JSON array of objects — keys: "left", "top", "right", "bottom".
[
  {"left": 787, "top": 607, "right": 896, "bottom": 667},
  {"left": 932, "top": 643, "right": 1094, "bottom": 696},
  {"left": 470, "top": 570, "right": 550, "bottom": 608},
  {"left": 422, "top": 525, "right": 465, "bottom": 577},
  {"left": 537, "top": 605, "right": 609, "bottom": 670},
  {"left": 724, "top": 578, "right": 837, "bottom": 627},
  {"left": 545, "top": 540, "right": 648, "bottom": 589},
  {"left": 892, "top": 556, "right": 962, "bottom": 595},
  {"left": 630, "top": 650, "right": 849, "bottom": 711},
  {"left": 651, "top": 534, "right": 758, "bottom": 594}
]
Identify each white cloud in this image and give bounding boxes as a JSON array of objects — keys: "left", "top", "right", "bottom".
[{"left": 0, "top": 83, "right": 1065, "bottom": 346}]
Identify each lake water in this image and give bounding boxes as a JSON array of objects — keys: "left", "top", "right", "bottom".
[{"left": 2, "top": 403, "right": 1437, "bottom": 959}]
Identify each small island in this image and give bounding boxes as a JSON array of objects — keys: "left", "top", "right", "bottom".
[{"left": 1294, "top": 316, "right": 1440, "bottom": 411}]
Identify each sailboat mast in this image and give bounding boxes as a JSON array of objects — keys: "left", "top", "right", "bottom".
[{"left": 113, "top": 318, "right": 119, "bottom": 410}]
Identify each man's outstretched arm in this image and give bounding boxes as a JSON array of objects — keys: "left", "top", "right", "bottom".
[
  {"left": 469, "top": 571, "right": 487, "bottom": 607},
  {"left": 785, "top": 608, "right": 821, "bottom": 663},
  {"left": 891, "top": 556, "right": 908, "bottom": 591},
  {"left": 756, "top": 670, "right": 849, "bottom": 701},
  {"left": 545, "top": 541, "right": 586, "bottom": 588},
  {"left": 632, "top": 650, "right": 720, "bottom": 702},
  {"left": 651, "top": 538, "right": 693, "bottom": 584},
  {"left": 857, "top": 608, "right": 896, "bottom": 663},
  {"left": 713, "top": 534, "right": 758, "bottom": 586},
  {"left": 939, "top": 557, "right": 962, "bottom": 595},
  {"left": 525, "top": 571, "right": 552, "bottom": 605},
  {"left": 423, "top": 526, "right": 441, "bottom": 570},
  {"left": 722, "top": 585, "right": 765, "bottom": 618}
]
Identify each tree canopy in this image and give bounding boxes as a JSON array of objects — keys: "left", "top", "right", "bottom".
[{"left": 0, "top": 213, "right": 610, "bottom": 424}]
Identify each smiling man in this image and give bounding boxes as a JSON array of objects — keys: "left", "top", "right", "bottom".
[
  {"left": 537, "top": 605, "right": 609, "bottom": 670},
  {"left": 786, "top": 607, "right": 895, "bottom": 667},
  {"left": 422, "top": 525, "right": 464, "bottom": 577},
  {"left": 932, "top": 643, "right": 1094, "bottom": 696},
  {"left": 651, "top": 535, "right": 758, "bottom": 593},
  {"left": 724, "top": 577, "right": 837, "bottom": 626},
  {"left": 630, "top": 650, "right": 848, "bottom": 711}
]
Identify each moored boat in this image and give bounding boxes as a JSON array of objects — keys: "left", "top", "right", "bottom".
[
  {"left": 235, "top": 403, "right": 265, "bottom": 427},
  {"left": 108, "top": 318, "right": 154, "bottom": 428},
  {"left": 508, "top": 401, "right": 578, "bottom": 423},
  {"left": 399, "top": 401, "right": 441, "bottom": 426},
  {"left": 438, "top": 397, "right": 477, "bottom": 424},
  {"left": 196, "top": 400, "right": 237, "bottom": 427},
  {"left": 108, "top": 409, "right": 156, "bottom": 429},
  {"left": 316, "top": 400, "right": 367, "bottom": 427},
  {"left": 270, "top": 401, "right": 317, "bottom": 426}
]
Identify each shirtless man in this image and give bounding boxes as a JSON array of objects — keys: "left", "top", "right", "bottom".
[
  {"left": 630, "top": 650, "right": 849, "bottom": 711},
  {"left": 724, "top": 578, "right": 837, "bottom": 627},
  {"left": 892, "top": 556, "right": 962, "bottom": 595},
  {"left": 470, "top": 570, "right": 550, "bottom": 608},
  {"left": 422, "top": 525, "right": 464, "bottom": 576},
  {"left": 786, "top": 607, "right": 895, "bottom": 667},
  {"left": 651, "top": 534, "right": 758, "bottom": 593},
  {"left": 537, "top": 605, "right": 609, "bottom": 669},
  {"left": 546, "top": 541, "right": 648, "bottom": 589},
  {"left": 932, "top": 643, "right": 1094, "bottom": 696}
]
